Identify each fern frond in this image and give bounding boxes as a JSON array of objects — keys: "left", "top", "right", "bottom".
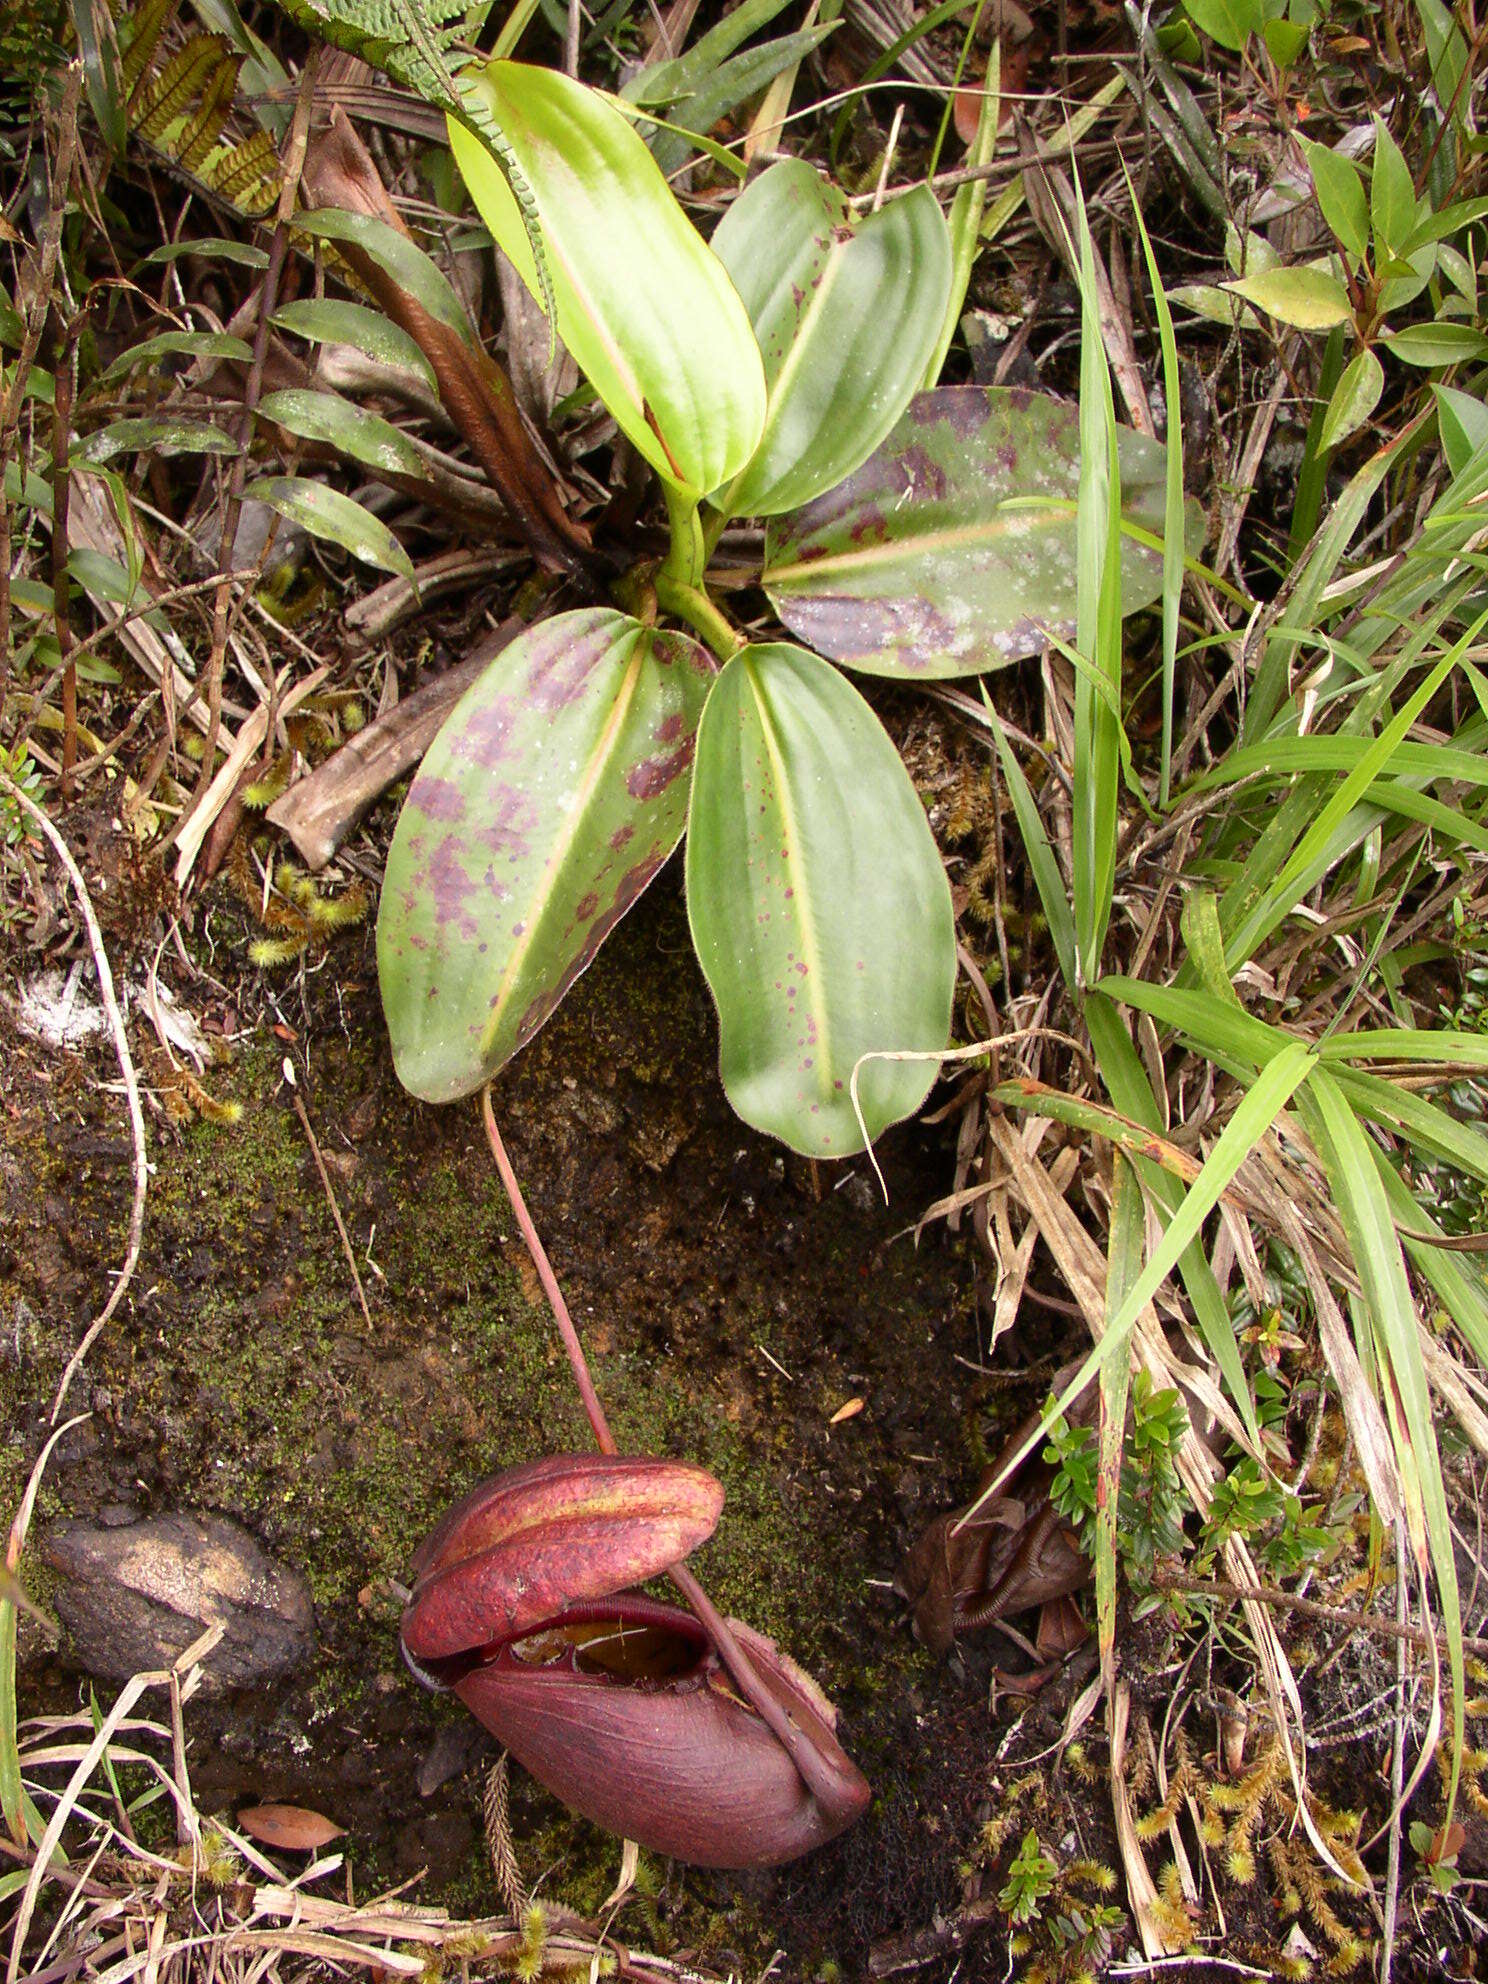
[
  {"left": 452, "top": 75, "right": 556, "bottom": 352},
  {"left": 177, "top": 54, "right": 240, "bottom": 171},
  {"left": 121, "top": 0, "right": 179, "bottom": 96},
  {"left": 266, "top": 0, "right": 557, "bottom": 350},
  {"left": 206, "top": 130, "right": 280, "bottom": 214},
  {"left": 132, "top": 33, "right": 232, "bottom": 142}
]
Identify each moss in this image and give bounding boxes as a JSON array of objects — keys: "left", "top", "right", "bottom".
[{"left": 3, "top": 880, "right": 981, "bottom": 1975}]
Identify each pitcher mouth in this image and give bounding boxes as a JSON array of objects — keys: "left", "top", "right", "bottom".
[{"left": 402, "top": 1590, "right": 712, "bottom": 1693}]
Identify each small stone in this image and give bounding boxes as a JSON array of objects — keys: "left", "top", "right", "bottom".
[{"left": 41, "top": 1512, "right": 315, "bottom": 1693}]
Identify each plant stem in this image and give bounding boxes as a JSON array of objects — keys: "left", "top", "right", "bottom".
[
  {"left": 479, "top": 1083, "right": 850, "bottom": 1816},
  {"left": 660, "top": 483, "right": 705, "bottom": 588},
  {"left": 655, "top": 573, "right": 743, "bottom": 662},
  {"left": 656, "top": 484, "right": 744, "bottom": 661},
  {"left": 480, "top": 1087, "right": 616, "bottom": 1452}
]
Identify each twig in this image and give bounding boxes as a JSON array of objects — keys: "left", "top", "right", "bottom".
[
  {"left": 290, "top": 1085, "right": 372, "bottom": 1332},
  {"left": 1152, "top": 1570, "right": 1488, "bottom": 1660},
  {"left": 1, "top": 774, "right": 148, "bottom": 1421}
]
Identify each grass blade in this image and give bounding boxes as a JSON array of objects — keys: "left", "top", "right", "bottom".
[
  {"left": 1085, "top": 991, "right": 1262, "bottom": 1450},
  {"left": 923, "top": 38, "right": 1000, "bottom": 389},
  {"left": 1070, "top": 175, "right": 1124, "bottom": 987},
  {"left": 984, "top": 687, "right": 1077, "bottom": 993},
  {"left": 1302, "top": 1070, "right": 1464, "bottom": 1818},
  {"left": 1097, "top": 1160, "right": 1141, "bottom": 1690},
  {"left": 1127, "top": 186, "right": 1184, "bottom": 811},
  {"left": 970, "top": 1038, "right": 1314, "bottom": 1506}
]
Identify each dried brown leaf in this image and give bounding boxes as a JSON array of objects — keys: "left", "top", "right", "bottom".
[{"left": 237, "top": 1803, "right": 346, "bottom": 1851}]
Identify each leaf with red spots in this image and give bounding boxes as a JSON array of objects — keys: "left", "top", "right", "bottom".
[
  {"left": 451, "top": 63, "right": 765, "bottom": 499},
  {"left": 378, "top": 609, "right": 714, "bottom": 1103},
  {"left": 685, "top": 644, "right": 954, "bottom": 1155},
  {"left": 763, "top": 386, "right": 1205, "bottom": 678},
  {"left": 709, "top": 162, "right": 951, "bottom": 518}
]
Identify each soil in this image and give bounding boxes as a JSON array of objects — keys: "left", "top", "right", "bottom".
[
  {"left": 1, "top": 854, "right": 1109, "bottom": 1980},
  {"left": 3, "top": 750, "right": 1479, "bottom": 1982}
]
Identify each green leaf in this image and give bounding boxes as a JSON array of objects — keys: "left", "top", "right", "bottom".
[
  {"left": 1071, "top": 173, "right": 1124, "bottom": 987},
  {"left": 986, "top": 694, "right": 1076, "bottom": 994},
  {"left": 138, "top": 236, "right": 270, "bottom": 269},
  {"left": 294, "top": 209, "right": 475, "bottom": 340},
  {"left": 643, "top": 28, "right": 840, "bottom": 176},
  {"left": 76, "top": 418, "right": 240, "bottom": 464},
  {"left": 1095, "top": 974, "right": 1283, "bottom": 1066},
  {"left": 1378, "top": 245, "right": 1438, "bottom": 316},
  {"left": 1416, "top": 0, "right": 1469, "bottom": 134},
  {"left": 1221, "top": 266, "right": 1353, "bottom": 330},
  {"left": 1380, "top": 322, "right": 1488, "bottom": 367},
  {"left": 1317, "top": 1026, "right": 1488, "bottom": 1070},
  {"left": 926, "top": 35, "right": 1000, "bottom": 389},
  {"left": 70, "top": 0, "right": 126, "bottom": 152},
  {"left": 1301, "top": 139, "right": 1370, "bottom": 262},
  {"left": 1388, "top": 244, "right": 1444, "bottom": 313},
  {"left": 451, "top": 61, "right": 765, "bottom": 497},
  {"left": 1180, "top": 888, "right": 1243, "bottom": 1009},
  {"left": 0, "top": 1583, "right": 20, "bottom": 1844},
  {"left": 1333, "top": 1066, "right": 1488, "bottom": 1187},
  {"left": 1317, "top": 347, "right": 1384, "bottom": 453},
  {"left": 624, "top": 0, "right": 796, "bottom": 102},
  {"left": 763, "top": 386, "right": 1202, "bottom": 679},
  {"left": 1095, "top": 1160, "right": 1140, "bottom": 1676},
  {"left": 1129, "top": 191, "right": 1184, "bottom": 810},
  {"left": 379, "top": 609, "right": 714, "bottom": 1103},
  {"left": 976, "top": 1036, "right": 1315, "bottom": 1507},
  {"left": 242, "top": 476, "right": 414, "bottom": 581},
  {"left": 1403, "top": 197, "right": 1488, "bottom": 256},
  {"left": 1370, "top": 116, "right": 1417, "bottom": 256},
  {"left": 710, "top": 163, "right": 951, "bottom": 519},
  {"left": 1188, "top": 733, "right": 1488, "bottom": 793},
  {"left": 1169, "top": 282, "right": 1263, "bottom": 330},
  {"left": 685, "top": 643, "right": 954, "bottom": 1154},
  {"left": 1434, "top": 384, "right": 1488, "bottom": 474},
  {"left": 271, "top": 300, "right": 437, "bottom": 389},
  {"left": 98, "top": 331, "right": 253, "bottom": 385},
  {"left": 257, "top": 388, "right": 429, "bottom": 482},
  {"left": 1303, "top": 1069, "right": 1465, "bottom": 1811},
  {"left": 1181, "top": 0, "right": 1265, "bottom": 50},
  {"left": 1261, "top": 16, "right": 1308, "bottom": 65},
  {"left": 1085, "top": 993, "right": 1261, "bottom": 1450}
]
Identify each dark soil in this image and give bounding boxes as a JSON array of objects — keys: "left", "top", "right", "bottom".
[{"left": 1, "top": 857, "right": 1117, "bottom": 1981}]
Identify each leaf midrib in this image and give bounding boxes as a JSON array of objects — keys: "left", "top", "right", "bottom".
[
  {"left": 764, "top": 504, "right": 1084, "bottom": 585},
  {"left": 743, "top": 654, "right": 834, "bottom": 1101},
  {"left": 728, "top": 225, "right": 852, "bottom": 509}
]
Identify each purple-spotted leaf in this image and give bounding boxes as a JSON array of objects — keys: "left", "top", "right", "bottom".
[
  {"left": 709, "top": 162, "right": 951, "bottom": 517},
  {"left": 685, "top": 643, "right": 954, "bottom": 1155},
  {"left": 378, "top": 609, "right": 714, "bottom": 1103},
  {"left": 762, "top": 386, "right": 1204, "bottom": 679}
]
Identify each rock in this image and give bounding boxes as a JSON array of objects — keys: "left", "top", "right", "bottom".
[{"left": 40, "top": 1513, "right": 315, "bottom": 1693}]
